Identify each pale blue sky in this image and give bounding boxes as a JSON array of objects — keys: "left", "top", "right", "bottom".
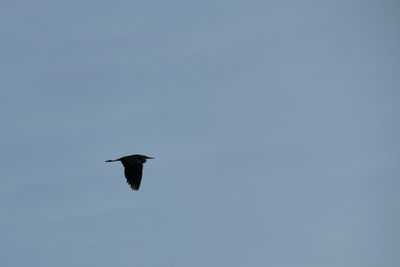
[{"left": 1, "top": 1, "right": 399, "bottom": 266}]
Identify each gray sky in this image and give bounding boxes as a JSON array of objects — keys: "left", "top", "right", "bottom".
[{"left": 1, "top": 1, "right": 399, "bottom": 266}]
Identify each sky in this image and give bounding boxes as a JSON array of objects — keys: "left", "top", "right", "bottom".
[{"left": 1, "top": 0, "right": 399, "bottom": 266}]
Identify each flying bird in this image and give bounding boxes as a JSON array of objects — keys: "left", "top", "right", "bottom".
[{"left": 106, "top": 154, "right": 153, "bottom": 191}]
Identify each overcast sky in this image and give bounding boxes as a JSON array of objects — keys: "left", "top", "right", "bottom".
[{"left": 1, "top": 1, "right": 399, "bottom": 266}]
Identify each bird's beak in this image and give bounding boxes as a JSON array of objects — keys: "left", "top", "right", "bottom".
[{"left": 145, "top": 156, "right": 154, "bottom": 159}]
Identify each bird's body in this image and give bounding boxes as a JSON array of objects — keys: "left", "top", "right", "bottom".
[{"left": 106, "top": 154, "right": 153, "bottom": 191}]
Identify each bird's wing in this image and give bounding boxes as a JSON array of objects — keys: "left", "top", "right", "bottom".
[{"left": 124, "top": 164, "right": 143, "bottom": 191}]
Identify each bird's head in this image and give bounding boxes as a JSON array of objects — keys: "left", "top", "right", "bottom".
[{"left": 140, "top": 155, "right": 153, "bottom": 163}]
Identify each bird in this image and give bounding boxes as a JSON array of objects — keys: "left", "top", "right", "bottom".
[{"left": 106, "top": 154, "right": 153, "bottom": 191}]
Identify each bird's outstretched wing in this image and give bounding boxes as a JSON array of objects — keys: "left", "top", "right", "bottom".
[{"left": 124, "top": 164, "right": 143, "bottom": 191}]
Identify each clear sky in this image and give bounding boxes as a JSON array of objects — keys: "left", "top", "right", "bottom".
[{"left": 1, "top": 1, "right": 399, "bottom": 266}]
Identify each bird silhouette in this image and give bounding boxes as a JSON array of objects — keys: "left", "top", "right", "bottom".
[{"left": 106, "top": 154, "right": 153, "bottom": 190}]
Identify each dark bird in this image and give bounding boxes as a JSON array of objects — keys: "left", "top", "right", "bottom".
[{"left": 106, "top": 154, "right": 153, "bottom": 191}]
